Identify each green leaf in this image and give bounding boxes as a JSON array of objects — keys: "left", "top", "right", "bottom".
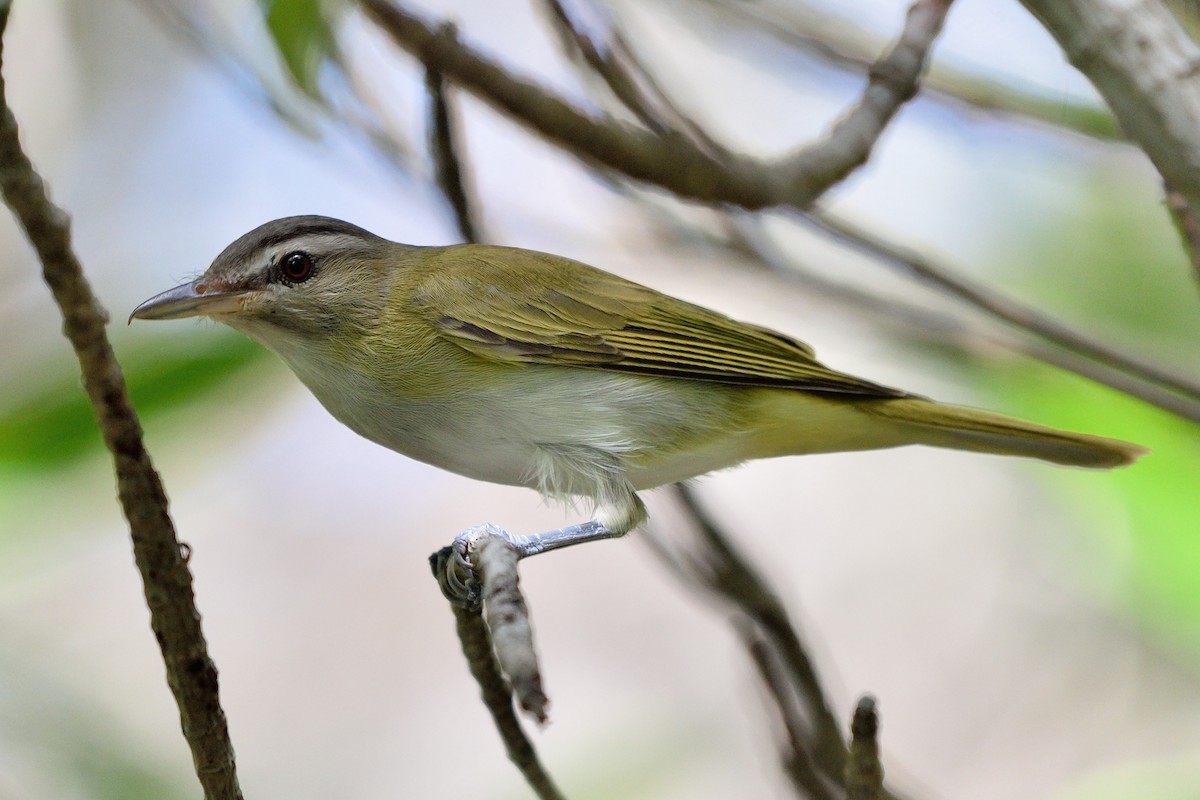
[
  {"left": 263, "top": 0, "right": 340, "bottom": 97},
  {"left": 0, "top": 333, "right": 267, "bottom": 469}
]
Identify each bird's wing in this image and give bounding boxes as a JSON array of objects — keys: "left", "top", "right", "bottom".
[{"left": 419, "top": 245, "right": 907, "bottom": 397}]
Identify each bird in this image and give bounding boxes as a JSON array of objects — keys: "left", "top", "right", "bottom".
[{"left": 131, "top": 215, "right": 1145, "bottom": 558}]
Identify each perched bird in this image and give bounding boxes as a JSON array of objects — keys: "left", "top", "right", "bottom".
[{"left": 131, "top": 216, "right": 1144, "bottom": 556}]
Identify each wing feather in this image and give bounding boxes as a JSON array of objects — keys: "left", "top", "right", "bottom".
[{"left": 417, "top": 245, "right": 908, "bottom": 398}]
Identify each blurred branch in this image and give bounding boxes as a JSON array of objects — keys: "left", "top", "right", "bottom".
[
  {"left": 423, "top": 24, "right": 481, "bottom": 244},
  {"left": 846, "top": 696, "right": 885, "bottom": 800},
  {"left": 781, "top": 0, "right": 953, "bottom": 198},
  {"left": 739, "top": 619, "right": 841, "bottom": 798},
  {"left": 1020, "top": 0, "right": 1200, "bottom": 213},
  {"left": 654, "top": 485, "right": 907, "bottom": 800},
  {"left": 360, "top": 0, "right": 951, "bottom": 209},
  {"left": 695, "top": 0, "right": 1120, "bottom": 141},
  {"left": 448, "top": 604, "right": 564, "bottom": 800},
  {"left": 0, "top": 3, "right": 242, "bottom": 800},
  {"left": 542, "top": 0, "right": 726, "bottom": 157}
]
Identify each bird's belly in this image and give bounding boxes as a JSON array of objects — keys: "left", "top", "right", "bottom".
[{"left": 299, "top": 365, "right": 757, "bottom": 493}]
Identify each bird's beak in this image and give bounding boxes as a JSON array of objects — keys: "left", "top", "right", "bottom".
[{"left": 129, "top": 280, "right": 256, "bottom": 323}]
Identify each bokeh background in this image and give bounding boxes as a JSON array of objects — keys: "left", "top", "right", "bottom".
[{"left": 2, "top": 1, "right": 1199, "bottom": 798}]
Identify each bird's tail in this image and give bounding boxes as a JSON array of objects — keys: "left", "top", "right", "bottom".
[{"left": 861, "top": 397, "right": 1146, "bottom": 469}]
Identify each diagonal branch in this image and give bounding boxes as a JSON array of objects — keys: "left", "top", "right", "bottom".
[
  {"left": 660, "top": 485, "right": 848, "bottom": 792},
  {"left": 359, "top": 0, "right": 952, "bottom": 209},
  {"left": 423, "top": 24, "right": 482, "bottom": 244},
  {"left": 0, "top": 3, "right": 241, "bottom": 799},
  {"left": 449, "top": 603, "right": 564, "bottom": 800},
  {"left": 1020, "top": 0, "right": 1200, "bottom": 293},
  {"left": 780, "top": 0, "right": 953, "bottom": 201},
  {"left": 1020, "top": 0, "right": 1200, "bottom": 211},
  {"left": 541, "top": 0, "right": 728, "bottom": 158}
]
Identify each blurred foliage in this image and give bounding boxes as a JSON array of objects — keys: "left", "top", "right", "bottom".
[
  {"left": 978, "top": 168, "right": 1200, "bottom": 651},
  {"left": 0, "top": 333, "right": 265, "bottom": 470},
  {"left": 1057, "top": 757, "right": 1200, "bottom": 800},
  {"left": 262, "top": 0, "right": 341, "bottom": 96}
]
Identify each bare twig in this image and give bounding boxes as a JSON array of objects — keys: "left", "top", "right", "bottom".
[
  {"left": 449, "top": 603, "right": 565, "bottom": 800},
  {"left": 430, "top": 527, "right": 559, "bottom": 793},
  {"left": 662, "top": 486, "right": 847, "bottom": 789},
  {"left": 474, "top": 535, "right": 548, "bottom": 722},
  {"left": 656, "top": 486, "right": 908, "bottom": 799},
  {"left": 781, "top": 0, "right": 954, "bottom": 202},
  {"left": 541, "top": 0, "right": 726, "bottom": 158},
  {"left": 0, "top": 3, "right": 241, "bottom": 799},
  {"left": 846, "top": 696, "right": 885, "bottom": 800},
  {"left": 424, "top": 24, "right": 481, "bottom": 244},
  {"left": 739, "top": 620, "right": 841, "bottom": 799}
]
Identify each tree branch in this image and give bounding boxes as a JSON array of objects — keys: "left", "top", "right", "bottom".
[
  {"left": 448, "top": 603, "right": 564, "bottom": 800},
  {"left": 1020, "top": 0, "right": 1200, "bottom": 289},
  {"left": 0, "top": 3, "right": 241, "bottom": 798},
  {"left": 431, "top": 527, "right": 562, "bottom": 796},
  {"left": 424, "top": 25, "right": 482, "bottom": 244},
  {"left": 1020, "top": 0, "right": 1200, "bottom": 210},
  {"left": 360, "top": 0, "right": 951, "bottom": 209}
]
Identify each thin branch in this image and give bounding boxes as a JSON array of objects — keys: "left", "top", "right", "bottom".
[
  {"left": 423, "top": 24, "right": 481, "bottom": 244},
  {"left": 360, "top": 0, "right": 950, "bottom": 209},
  {"left": 805, "top": 209, "right": 1200, "bottom": 414},
  {"left": 541, "top": 0, "right": 727, "bottom": 158},
  {"left": 0, "top": 3, "right": 241, "bottom": 799},
  {"left": 1020, "top": 0, "right": 1200, "bottom": 212},
  {"left": 780, "top": 0, "right": 954, "bottom": 200},
  {"left": 474, "top": 535, "right": 548, "bottom": 722},
  {"left": 430, "top": 528, "right": 561, "bottom": 796},
  {"left": 450, "top": 603, "right": 565, "bottom": 800},
  {"left": 661, "top": 486, "right": 847, "bottom": 789},
  {"left": 739, "top": 619, "right": 842, "bottom": 799},
  {"left": 659, "top": 486, "right": 909, "bottom": 800}
]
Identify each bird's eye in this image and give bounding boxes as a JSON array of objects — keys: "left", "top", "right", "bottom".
[{"left": 280, "top": 251, "right": 315, "bottom": 283}]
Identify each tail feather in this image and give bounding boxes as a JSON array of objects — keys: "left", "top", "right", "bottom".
[{"left": 863, "top": 398, "right": 1146, "bottom": 469}]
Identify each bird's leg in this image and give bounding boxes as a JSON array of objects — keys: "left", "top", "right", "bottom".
[
  {"left": 435, "top": 461, "right": 645, "bottom": 604},
  {"left": 436, "top": 519, "right": 629, "bottom": 606},
  {"left": 458, "top": 485, "right": 647, "bottom": 561},
  {"left": 503, "top": 519, "right": 621, "bottom": 557}
]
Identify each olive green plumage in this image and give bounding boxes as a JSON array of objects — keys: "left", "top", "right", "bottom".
[{"left": 131, "top": 216, "right": 1146, "bottom": 538}]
